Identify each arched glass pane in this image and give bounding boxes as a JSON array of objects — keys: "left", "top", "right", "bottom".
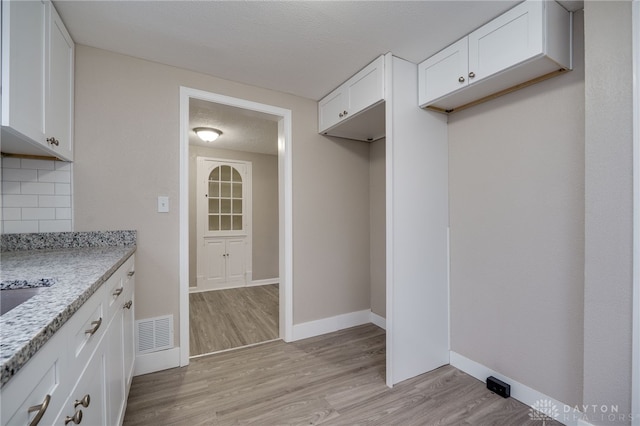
[
  {"left": 221, "top": 166, "right": 231, "bottom": 181},
  {"left": 209, "top": 167, "right": 220, "bottom": 181},
  {"left": 232, "top": 169, "right": 241, "bottom": 182},
  {"left": 206, "top": 164, "right": 244, "bottom": 233}
]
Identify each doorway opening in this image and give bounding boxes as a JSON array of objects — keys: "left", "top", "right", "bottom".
[{"left": 179, "top": 87, "right": 293, "bottom": 366}]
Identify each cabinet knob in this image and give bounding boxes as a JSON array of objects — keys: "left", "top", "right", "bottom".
[
  {"left": 27, "top": 394, "right": 51, "bottom": 426},
  {"left": 124, "top": 300, "right": 133, "bottom": 310},
  {"left": 338, "top": 112, "right": 344, "bottom": 118},
  {"left": 84, "top": 317, "right": 102, "bottom": 335},
  {"left": 127, "top": 270, "right": 135, "bottom": 277},
  {"left": 458, "top": 76, "right": 465, "bottom": 83},
  {"left": 343, "top": 110, "right": 348, "bottom": 116},
  {"left": 469, "top": 71, "right": 476, "bottom": 78},
  {"left": 74, "top": 394, "right": 90, "bottom": 409},
  {"left": 46, "top": 137, "right": 59, "bottom": 146},
  {"left": 64, "top": 410, "right": 83, "bottom": 425}
]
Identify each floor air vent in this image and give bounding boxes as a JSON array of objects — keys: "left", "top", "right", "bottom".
[{"left": 136, "top": 315, "right": 174, "bottom": 354}]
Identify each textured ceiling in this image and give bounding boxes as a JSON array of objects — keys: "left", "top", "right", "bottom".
[{"left": 189, "top": 99, "right": 279, "bottom": 155}]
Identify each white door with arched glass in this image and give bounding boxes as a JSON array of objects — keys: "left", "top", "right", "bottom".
[{"left": 196, "top": 158, "right": 252, "bottom": 291}]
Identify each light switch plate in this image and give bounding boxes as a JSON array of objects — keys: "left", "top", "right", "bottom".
[{"left": 157, "top": 196, "right": 169, "bottom": 213}]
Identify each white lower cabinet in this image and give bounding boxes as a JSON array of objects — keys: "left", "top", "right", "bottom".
[
  {"left": 0, "top": 255, "right": 135, "bottom": 426},
  {"left": 200, "top": 237, "right": 246, "bottom": 289}
]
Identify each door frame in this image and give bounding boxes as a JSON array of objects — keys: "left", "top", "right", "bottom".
[{"left": 179, "top": 87, "right": 293, "bottom": 366}]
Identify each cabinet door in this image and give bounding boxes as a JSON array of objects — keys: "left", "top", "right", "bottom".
[
  {"left": 200, "top": 238, "right": 227, "bottom": 288},
  {"left": 225, "top": 239, "right": 246, "bottom": 286},
  {"left": 418, "top": 37, "right": 468, "bottom": 106},
  {"left": 45, "top": 3, "right": 74, "bottom": 160},
  {"left": 123, "top": 287, "right": 135, "bottom": 389},
  {"left": 106, "top": 313, "right": 125, "bottom": 426},
  {"left": 468, "top": 0, "right": 543, "bottom": 82},
  {"left": 345, "top": 55, "right": 384, "bottom": 116},
  {"left": 1, "top": 0, "right": 47, "bottom": 143},
  {"left": 318, "top": 88, "right": 345, "bottom": 133},
  {"left": 54, "top": 344, "right": 106, "bottom": 426}
]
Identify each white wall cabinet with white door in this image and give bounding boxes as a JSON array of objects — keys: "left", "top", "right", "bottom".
[
  {"left": 318, "top": 55, "right": 386, "bottom": 141},
  {"left": 1, "top": 0, "right": 74, "bottom": 161},
  {"left": 418, "top": 0, "right": 572, "bottom": 113},
  {"left": 196, "top": 158, "right": 252, "bottom": 292}
]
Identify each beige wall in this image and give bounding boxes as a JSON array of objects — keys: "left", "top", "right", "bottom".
[
  {"left": 448, "top": 11, "right": 585, "bottom": 406},
  {"left": 583, "top": 2, "right": 634, "bottom": 421},
  {"left": 73, "top": 45, "right": 372, "bottom": 344},
  {"left": 369, "top": 138, "right": 386, "bottom": 317},
  {"left": 188, "top": 146, "right": 279, "bottom": 286}
]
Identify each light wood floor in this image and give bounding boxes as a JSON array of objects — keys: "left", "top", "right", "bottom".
[
  {"left": 189, "top": 284, "right": 279, "bottom": 356},
  {"left": 124, "top": 324, "right": 560, "bottom": 425}
]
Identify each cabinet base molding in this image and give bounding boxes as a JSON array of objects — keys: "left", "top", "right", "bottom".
[
  {"left": 426, "top": 68, "right": 569, "bottom": 114},
  {"left": 133, "top": 347, "right": 180, "bottom": 376}
]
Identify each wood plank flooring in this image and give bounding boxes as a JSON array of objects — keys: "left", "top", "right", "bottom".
[
  {"left": 124, "top": 324, "right": 560, "bottom": 426},
  {"left": 189, "top": 284, "right": 279, "bottom": 356}
]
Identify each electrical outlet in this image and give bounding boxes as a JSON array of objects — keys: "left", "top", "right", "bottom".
[{"left": 486, "top": 376, "right": 510, "bottom": 398}]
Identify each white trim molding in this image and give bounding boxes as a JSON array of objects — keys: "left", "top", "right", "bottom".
[
  {"left": 134, "top": 347, "right": 181, "bottom": 377},
  {"left": 370, "top": 312, "right": 387, "bottom": 330},
  {"left": 247, "top": 278, "right": 279, "bottom": 287},
  {"left": 632, "top": 1, "right": 640, "bottom": 424},
  {"left": 450, "top": 351, "right": 583, "bottom": 426},
  {"left": 291, "top": 309, "right": 372, "bottom": 341}
]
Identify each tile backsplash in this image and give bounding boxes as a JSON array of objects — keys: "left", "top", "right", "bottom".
[{"left": 1, "top": 157, "right": 73, "bottom": 234}]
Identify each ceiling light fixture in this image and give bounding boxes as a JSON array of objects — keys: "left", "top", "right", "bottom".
[{"left": 194, "top": 127, "right": 222, "bottom": 142}]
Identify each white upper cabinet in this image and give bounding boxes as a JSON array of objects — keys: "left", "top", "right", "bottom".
[
  {"left": 1, "top": 0, "right": 74, "bottom": 161},
  {"left": 318, "top": 55, "right": 386, "bottom": 142},
  {"left": 419, "top": 0, "right": 572, "bottom": 113}
]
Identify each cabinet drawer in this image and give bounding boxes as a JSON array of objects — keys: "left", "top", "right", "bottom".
[
  {"left": 106, "top": 269, "right": 125, "bottom": 322},
  {"left": 1, "top": 331, "right": 67, "bottom": 426},
  {"left": 67, "top": 286, "right": 106, "bottom": 369}
]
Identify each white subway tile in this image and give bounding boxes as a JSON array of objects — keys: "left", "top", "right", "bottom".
[
  {"left": 2, "top": 168, "right": 38, "bottom": 182},
  {"left": 21, "top": 158, "right": 55, "bottom": 170},
  {"left": 38, "top": 169, "right": 71, "bottom": 183},
  {"left": 38, "top": 195, "right": 71, "bottom": 208},
  {"left": 55, "top": 162, "right": 71, "bottom": 171},
  {"left": 2, "top": 181, "right": 21, "bottom": 195},
  {"left": 1, "top": 157, "right": 21, "bottom": 169},
  {"left": 22, "top": 208, "right": 55, "bottom": 220},
  {"left": 21, "top": 182, "right": 55, "bottom": 195},
  {"left": 3, "top": 220, "right": 39, "bottom": 234},
  {"left": 2, "top": 208, "right": 22, "bottom": 221},
  {"left": 2, "top": 194, "right": 38, "bottom": 208},
  {"left": 55, "top": 183, "right": 71, "bottom": 195},
  {"left": 56, "top": 208, "right": 72, "bottom": 220},
  {"left": 39, "top": 220, "right": 72, "bottom": 232}
]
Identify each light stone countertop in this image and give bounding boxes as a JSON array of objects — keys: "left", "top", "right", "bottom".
[{"left": 0, "top": 244, "right": 136, "bottom": 388}]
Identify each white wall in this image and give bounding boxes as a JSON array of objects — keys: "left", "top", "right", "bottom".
[
  {"left": 448, "top": 11, "right": 585, "bottom": 406},
  {"left": 1, "top": 157, "right": 73, "bottom": 233}
]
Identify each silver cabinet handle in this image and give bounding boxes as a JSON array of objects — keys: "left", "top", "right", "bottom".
[
  {"left": 458, "top": 76, "right": 465, "bottom": 83},
  {"left": 85, "top": 318, "right": 102, "bottom": 335},
  {"left": 46, "top": 137, "right": 59, "bottom": 146},
  {"left": 64, "top": 410, "right": 82, "bottom": 425},
  {"left": 28, "top": 394, "right": 51, "bottom": 426},
  {"left": 124, "top": 300, "right": 133, "bottom": 310},
  {"left": 74, "top": 394, "right": 90, "bottom": 409},
  {"left": 113, "top": 287, "right": 123, "bottom": 297},
  {"left": 127, "top": 271, "right": 135, "bottom": 277},
  {"left": 469, "top": 71, "right": 476, "bottom": 78}
]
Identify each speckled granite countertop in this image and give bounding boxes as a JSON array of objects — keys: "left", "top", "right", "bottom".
[{"left": 0, "top": 231, "right": 136, "bottom": 388}]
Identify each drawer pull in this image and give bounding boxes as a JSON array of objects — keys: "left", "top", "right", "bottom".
[
  {"left": 64, "top": 410, "right": 83, "bottom": 425},
  {"left": 127, "top": 271, "right": 135, "bottom": 277},
  {"left": 27, "top": 394, "right": 51, "bottom": 426},
  {"left": 113, "top": 287, "right": 124, "bottom": 297},
  {"left": 85, "top": 318, "right": 102, "bottom": 335},
  {"left": 124, "top": 300, "right": 133, "bottom": 310},
  {"left": 74, "top": 394, "right": 90, "bottom": 408}
]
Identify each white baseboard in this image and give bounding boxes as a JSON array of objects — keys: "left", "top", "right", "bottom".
[
  {"left": 370, "top": 312, "right": 386, "bottom": 330},
  {"left": 134, "top": 347, "right": 181, "bottom": 376},
  {"left": 450, "top": 351, "right": 583, "bottom": 426},
  {"left": 292, "top": 309, "right": 372, "bottom": 341},
  {"left": 247, "top": 278, "right": 279, "bottom": 287}
]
